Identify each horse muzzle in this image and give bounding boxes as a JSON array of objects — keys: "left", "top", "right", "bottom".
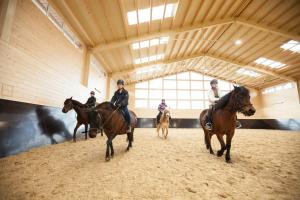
[
  {"left": 242, "top": 106, "right": 256, "bottom": 116},
  {"left": 62, "top": 108, "right": 66, "bottom": 113}
]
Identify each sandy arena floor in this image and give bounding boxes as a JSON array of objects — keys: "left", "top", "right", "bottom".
[{"left": 0, "top": 128, "right": 299, "bottom": 200}]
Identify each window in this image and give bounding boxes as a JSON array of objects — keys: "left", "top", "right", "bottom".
[
  {"left": 135, "top": 54, "right": 164, "bottom": 64},
  {"left": 236, "top": 68, "right": 261, "bottom": 77},
  {"left": 280, "top": 40, "right": 300, "bottom": 53},
  {"left": 127, "top": 3, "right": 178, "bottom": 25},
  {"left": 132, "top": 37, "right": 169, "bottom": 50},
  {"left": 32, "top": 0, "right": 81, "bottom": 49},
  {"left": 254, "top": 57, "right": 286, "bottom": 69},
  {"left": 262, "top": 82, "right": 294, "bottom": 94},
  {"left": 135, "top": 71, "right": 233, "bottom": 109}
]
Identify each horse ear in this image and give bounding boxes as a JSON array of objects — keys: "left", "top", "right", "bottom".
[{"left": 70, "top": 96, "right": 73, "bottom": 100}]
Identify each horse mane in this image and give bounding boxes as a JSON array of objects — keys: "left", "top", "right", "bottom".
[
  {"left": 71, "top": 99, "right": 86, "bottom": 108},
  {"left": 214, "top": 86, "right": 250, "bottom": 111},
  {"left": 214, "top": 91, "right": 232, "bottom": 110}
]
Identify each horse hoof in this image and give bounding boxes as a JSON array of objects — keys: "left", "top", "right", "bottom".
[
  {"left": 226, "top": 158, "right": 232, "bottom": 163},
  {"left": 126, "top": 147, "right": 130, "bottom": 151},
  {"left": 210, "top": 151, "right": 214, "bottom": 155},
  {"left": 105, "top": 157, "right": 110, "bottom": 162},
  {"left": 217, "top": 151, "right": 223, "bottom": 157}
]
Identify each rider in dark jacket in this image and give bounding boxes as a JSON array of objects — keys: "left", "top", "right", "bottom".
[
  {"left": 111, "top": 79, "right": 131, "bottom": 133},
  {"left": 86, "top": 91, "right": 96, "bottom": 108}
]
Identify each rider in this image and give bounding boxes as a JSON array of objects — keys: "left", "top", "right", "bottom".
[
  {"left": 205, "top": 79, "right": 242, "bottom": 130},
  {"left": 205, "top": 79, "right": 221, "bottom": 130},
  {"left": 85, "top": 91, "right": 97, "bottom": 128},
  {"left": 157, "top": 99, "right": 167, "bottom": 124},
  {"left": 111, "top": 79, "right": 131, "bottom": 133},
  {"left": 85, "top": 91, "right": 96, "bottom": 108}
]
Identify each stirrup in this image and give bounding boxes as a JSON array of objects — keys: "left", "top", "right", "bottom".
[
  {"left": 236, "top": 121, "right": 242, "bottom": 129},
  {"left": 205, "top": 123, "right": 212, "bottom": 131}
]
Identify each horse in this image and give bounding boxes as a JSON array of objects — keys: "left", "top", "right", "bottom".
[
  {"left": 199, "top": 86, "right": 256, "bottom": 163},
  {"left": 88, "top": 102, "right": 137, "bottom": 161},
  {"left": 157, "top": 108, "right": 170, "bottom": 139},
  {"left": 62, "top": 97, "right": 102, "bottom": 142}
]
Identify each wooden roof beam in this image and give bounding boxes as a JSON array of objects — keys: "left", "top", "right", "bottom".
[
  {"left": 235, "top": 18, "right": 300, "bottom": 41},
  {"left": 92, "top": 18, "right": 234, "bottom": 53}
]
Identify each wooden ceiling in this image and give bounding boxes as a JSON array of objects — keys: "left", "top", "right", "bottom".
[{"left": 49, "top": 0, "right": 300, "bottom": 89}]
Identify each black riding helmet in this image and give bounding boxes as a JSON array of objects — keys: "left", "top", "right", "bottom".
[
  {"left": 117, "top": 79, "right": 124, "bottom": 85},
  {"left": 210, "top": 79, "right": 218, "bottom": 85},
  {"left": 90, "top": 91, "right": 95, "bottom": 95}
]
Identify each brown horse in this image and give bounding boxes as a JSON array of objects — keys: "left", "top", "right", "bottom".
[
  {"left": 157, "top": 108, "right": 170, "bottom": 139},
  {"left": 62, "top": 97, "right": 101, "bottom": 142},
  {"left": 200, "top": 86, "right": 256, "bottom": 163},
  {"left": 89, "top": 102, "right": 137, "bottom": 161}
]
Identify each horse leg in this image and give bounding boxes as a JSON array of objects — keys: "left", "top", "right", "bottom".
[
  {"left": 157, "top": 125, "right": 160, "bottom": 137},
  {"left": 216, "top": 134, "right": 226, "bottom": 157},
  {"left": 109, "top": 135, "right": 116, "bottom": 158},
  {"left": 73, "top": 123, "right": 80, "bottom": 142},
  {"left": 101, "top": 128, "right": 103, "bottom": 137},
  {"left": 126, "top": 132, "right": 131, "bottom": 151},
  {"left": 166, "top": 127, "right": 168, "bottom": 139},
  {"left": 84, "top": 124, "right": 88, "bottom": 140},
  {"left": 204, "top": 130, "right": 214, "bottom": 154},
  {"left": 225, "top": 133, "right": 234, "bottom": 163},
  {"left": 105, "top": 138, "right": 111, "bottom": 161}
]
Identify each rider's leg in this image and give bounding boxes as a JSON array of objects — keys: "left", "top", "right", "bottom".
[
  {"left": 205, "top": 106, "right": 213, "bottom": 130},
  {"left": 157, "top": 112, "right": 162, "bottom": 124},
  {"left": 236, "top": 115, "right": 242, "bottom": 128},
  {"left": 123, "top": 106, "right": 131, "bottom": 132}
]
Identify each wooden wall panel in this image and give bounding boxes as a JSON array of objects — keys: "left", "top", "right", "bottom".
[{"left": 0, "top": 0, "right": 107, "bottom": 107}]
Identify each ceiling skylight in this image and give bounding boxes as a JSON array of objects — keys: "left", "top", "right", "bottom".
[
  {"left": 254, "top": 57, "right": 286, "bottom": 69},
  {"left": 136, "top": 65, "right": 162, "bottom": 74},
  {"left": 135, "top": 54, "right": 164, "bottom": 64},
  {"left": 236, "top": 68, "right": 260, "bottom": 77},
  {"left": 280, "top": 40, "right": 300, "bottom": 53},
  {"left": 127, "top": 3, "right": 178, "bottom": 25},
  {"left": 132, "top": 37, "right": 169, "bottom": 50}
]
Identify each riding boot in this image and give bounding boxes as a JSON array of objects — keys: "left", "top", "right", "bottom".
[{"left": 127, "top": 125, "right": 131, "bottom": 133}]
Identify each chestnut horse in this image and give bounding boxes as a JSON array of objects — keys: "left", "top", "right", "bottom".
[
  {"left": 62, "top": 97, "right": 102, "bottom": 142},
  {"left": 89, "top": 102, "right": 137, "bottom": 161},
  {"left": 157, "top": 109, "right": 170, "bottom": 139},
  {"left": 200, "top": 86, "right": 256, "bottom": 163}
]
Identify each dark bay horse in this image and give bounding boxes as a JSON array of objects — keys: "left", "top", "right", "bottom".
[
  {"left": 62, "top": 97, "right": 101, "bottom": 142},
  {"left": 200, "top": 86, "right": 256, "bottom": 163},
  {"left": 88, "top": 102, "right": 137, "bottom": 161}
]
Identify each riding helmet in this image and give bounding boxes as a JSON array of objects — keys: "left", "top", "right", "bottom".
[
  {"left": 90, "top": 91, "right": 95, "bottom": 95},
  {"left": 210, "top": 79, "right": 218, "bottom": 85},
  {"left": 117, "top": 79, "right": 124, "bottom": 85}
]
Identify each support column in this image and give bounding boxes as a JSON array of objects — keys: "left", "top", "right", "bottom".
[
  {"left": 81, "top": 46, "right": 91, "bottom": 87},
  {"left": 0, "top": 0, "right": 17, "bottom": 42},
  {"left": 106, "top": 73, "right": 111, "bottom": 101},
  {"left": 296, "top": 79, "right": 300, "bottom": 103}
]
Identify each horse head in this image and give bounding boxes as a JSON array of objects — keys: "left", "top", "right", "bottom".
[
  {"left": 62, "top": 97, "right": 74, "bottom": 113},
  {"left": 232, "top": 86, "right": 256, "bottom": 116}
]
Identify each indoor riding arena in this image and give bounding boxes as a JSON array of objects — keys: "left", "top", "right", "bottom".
[{"left": 0, "top": 0, "right": 300, "bottom": 200}]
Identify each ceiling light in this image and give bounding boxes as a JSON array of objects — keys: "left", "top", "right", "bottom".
[{"left": 235, "top": 40, "right": 242, "bottom": 45}]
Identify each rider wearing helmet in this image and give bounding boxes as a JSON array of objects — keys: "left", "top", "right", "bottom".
[
  {"left": 205, "top": 79, "right": 242, "bottom": 130},
  {"left": 111, "top": 79, "right": 131, "bottom": 133},
  {"left": 205, "top": 79, "right": 221, "bottom": 130},
  {"left": 157, "top": 99, "right": 167, "bottom": 124},
  {"left": 86, "top": 91, "right": 96, "bottom": 108}
]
